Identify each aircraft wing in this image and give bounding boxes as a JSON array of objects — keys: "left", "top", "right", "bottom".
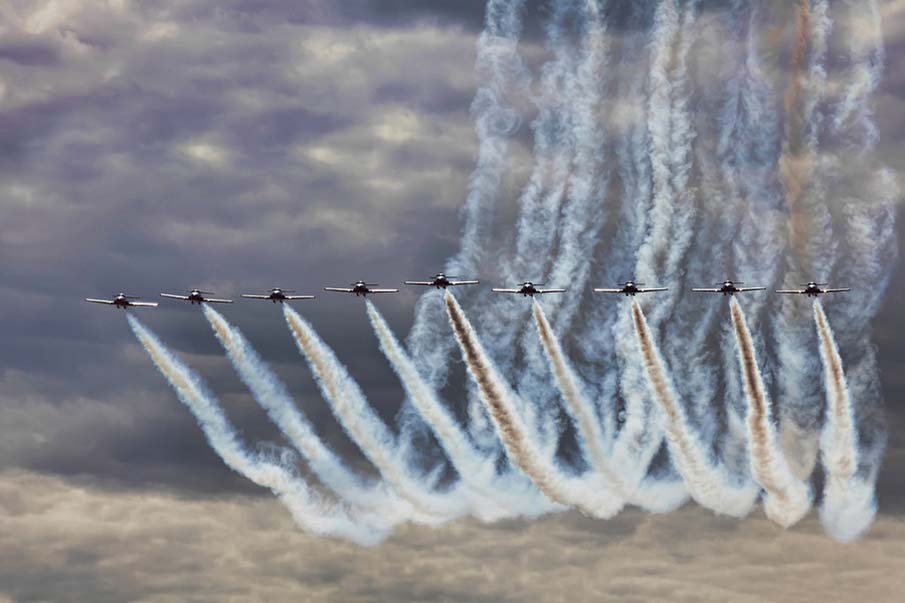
[
  {"left": 593, "top": 288, "right": 624, "bottom": 294},
  {"left": 638, "top": 287, "right": 668, "bottom": 293},
  {"left": 404, "top": 281, "right": 434, "bottom": 286},
  {"left": 160, "top": 293, "right": 190, "bottom": 300},
  {"left": 449, "top": 280, "right": 480, "bottom": 286},
  {"left": 85, "top": 298, "right": 114, "bottom": 305},
  {"left": 691, "top": 288, "right": 722, "bottom": 293},
  {"left": 491, "top": 288, "right": 522, "bottom": 294},
  {"left": 823, "top": 288, "right": 850, "bottom": 294},
  {"left": 241, "top": 294, "right": 271, "bottom": 299},
  {"left": 775, "top": 289, "right": 805, "bottom": 294},
  {"left": 130, "top": 301, "right": 159, "bottom": 308},
  {"left": 369, "top": 288, "right": 399, "bottom": 294},
  {"left": 324, "top": 287, "right": 355, "bottom": 293},
  {"left": 738, "top": 287, "right": 766, "bottom": 292},
  {"left": 536, "top": 288, "right": 566, "bottom": 294},
  {"left": 285, "top": 295, "right": 316, "bottom": 300},
  {"left": 204, "top": 298, "right": 234, "bottom": 304}
]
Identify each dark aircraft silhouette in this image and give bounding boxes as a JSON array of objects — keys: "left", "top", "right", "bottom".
[
  {"left": 160, "top": 289, "right": 233, "bottom": 304},
  {"left": 492, "top": 281, "right": 566, "bottom": 297},
  {"left": 404, "top": 273, "right": 479, "bottom": 289},
  {"left": 776, "top": 282, "right": 850, "bottom": 297},
  {"left": 594, "top": 281, "right": 668, "bottom": 296},
  {"left": 691, "top": 280, "right": 766, "bottom": 296},
  {"left": 85, "top": 293, "right": 158, "bottom": 309},
  {"left": 324, "top": 281, "right": 399, "bottom": 297},
  {"left": 241, "top": 288, "right": 315, "bottom": 303}
]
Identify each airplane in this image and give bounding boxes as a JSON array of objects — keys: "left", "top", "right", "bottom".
[
  {"left": 691, "top": 280, "right": 766, "bottom": 296},
  {"left": 160, "top": 289, "right": 234, "bottom": 305},
  {"left": 323, "top": 281, "right": 399, "bottom": 297},
  {"left": 85, "top": 293, "right": 158, "bottom": 309},
  {"left": 776, "top": 282, "right": 851, "bottom": 297},
  {"left": 241, "top": 288, "right": 316, "bottom": 303},
  {"left": 491, "top": 281, "right": 566, "bottom": 297},
  {"left": 404, "top": 273, "right": 480, "bottom": 289},
  {"left": 594, "top": 281, "right": 668, "bottom": 296}
]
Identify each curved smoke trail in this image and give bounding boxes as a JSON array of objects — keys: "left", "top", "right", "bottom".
[
  {"left": 365, "top": 300, "right": 550, "bottom": 519},
  {"left": 730, "top": 298, "right": 811, "bottom": 527},
  {"left": 283, "top": 304, "right": 468, "bottom": 522},
  {"left": 202, "top": 305, "right": 404, "bottom": 519},
  {"left": 814, "top": 300, "right": 876, "bottom": 542},
  {"left": 127, "top": 315, "right": 388, "bottom": 546},
  {"left": 445, "top": 292, "right": 618, "bottom": 519},
  {"left": 631, "top": 301, "right": 757, "bottom": 517}
]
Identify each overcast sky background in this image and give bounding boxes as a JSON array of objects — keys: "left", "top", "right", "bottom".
[{"left": 1, "top": 1, "right": 904, "bottom": 601}]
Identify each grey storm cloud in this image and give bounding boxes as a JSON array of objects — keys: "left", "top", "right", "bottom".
[{"left": 0, "top": 0, "right": 904, "bottom": 600}]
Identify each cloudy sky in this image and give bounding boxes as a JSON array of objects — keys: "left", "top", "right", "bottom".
[{"left": 1, "top": 0, "right": 904, "bottom": 601}]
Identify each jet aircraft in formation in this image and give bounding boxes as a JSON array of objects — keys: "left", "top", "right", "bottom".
[
  {"left": 404, "top": 273, "right": 480, "bottom": 289},
  {"left": 85, "top": 293, "right": 158, "bottom": 309},
  {"left": 242, "top": 288, "right": 316, "bottom": 303},
  {"left": 594, "top": 281, "right": 668, "bottom": 296},
  {"left": 691, "top": 280, "right": 767, "bottom": 296},
  {"left": 161, "top": 289, "right": 234, "bottom": 304},
  {"left": 775, "top": 282, "right": 851, "bottom": 297},
  {"left": 86, "top": 274, "right": 850, "bottom": 309},
  {"left": 324, "top": 281, "right": 399, "bottom": 297},
  {"left": 492, "top": 281, "right": 567, "bottom": 297}
]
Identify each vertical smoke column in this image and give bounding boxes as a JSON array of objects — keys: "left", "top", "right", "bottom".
[
  {"left": 827, "top": 0, "right": 896, "bottom": 505},
  {"left": 730, "top": 298, "right": 812, "bottom": 527},
  {"left": 283, "top": 304, "right": 467, "bottom": 521},
  {"left": 634, "top": 0, "right": 701, "bottom": 322},
  {"left": 814, "top": 300, "right": 876, "bottom": 542},
  {"left": 472, "top": 0, "right": 579, "bottom": 452},
  {"left": 405, "top": 0, "right": 531, "bottom": 394},
  {"left": 514, "top": 1, "right": 614, "bottom": 451},
  {"left": 366, "top": 300, "right": 549, "bottom": 519},
  {"left": 631, "top": 301, "right": 757, "bottom": 517},
  {"left": 203, "top": 305, "right": 403, "bottom": 518},
  {"left": 774, "top": 0, "right": 834, "bottom": 479},
  {"left": 445, "top": 292, "right": 619, "bottom": 519},
  {"left": 127, "top": 315, "right": 388, "bottom": 546}
]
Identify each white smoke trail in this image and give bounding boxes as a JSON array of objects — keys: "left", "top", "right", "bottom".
[
  {"left": 203, "top": 305, "right": 405, "bottom": 519},
  {"left": 631, "top": 301, "right": 757, "bottom": 517},
  {"left": 127, "top": 315, "right": 389, "bottom": 546},
  {"left": 813, "top": 299, "right": 875, "bottom": 542},
  {"left": 283, "top": 304, "right": 468, "bottom": 522},
  {"left": 532, "top": 301, "right": 624, "bottom": 509},
  {"left": 534, "top": 300, "right": 688, "bottom": 513},
  {"left": 729, "top": 298, "right": 812, "bottom": 527},
  {"left": 365, "top": 300, "right": 549, "bottom": 519},
  {"left": 445, "top": 292, "right": 618, "bottom": 519}
]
